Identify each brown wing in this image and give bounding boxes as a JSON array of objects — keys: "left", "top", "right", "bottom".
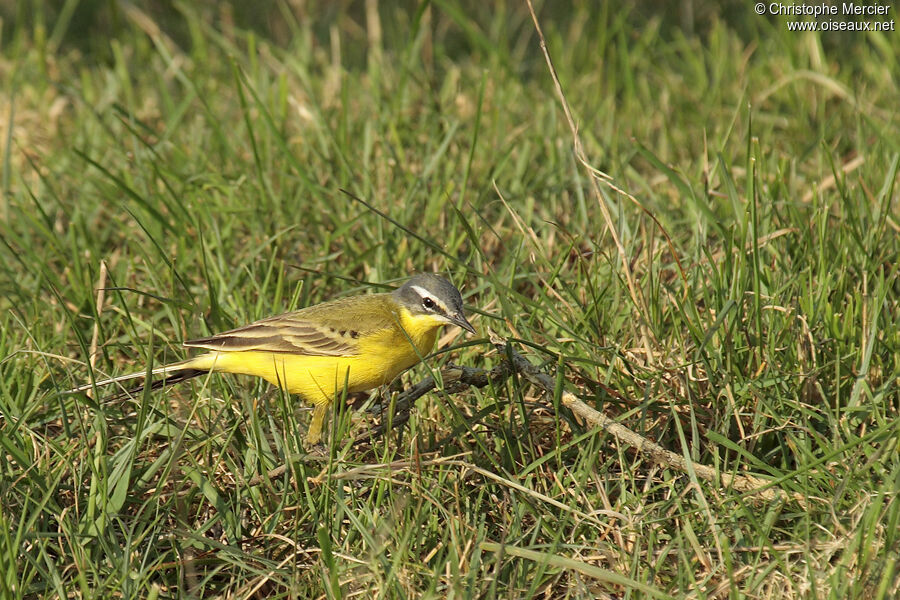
[{"left": 184, "top": 312, "right": 360, "bottom": 356}]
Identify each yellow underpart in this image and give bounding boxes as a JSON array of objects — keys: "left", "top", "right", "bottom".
[{"left": 180, "top": 308, "right": 444, "bottom": 443}]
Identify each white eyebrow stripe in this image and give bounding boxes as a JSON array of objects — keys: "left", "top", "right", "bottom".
[{"left": 410, "top": 285, "right": 450, "bottom": 313}]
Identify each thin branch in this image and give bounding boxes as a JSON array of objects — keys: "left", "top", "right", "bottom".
[
  {"left": 352, "top": 361, "right": 513, "bottom": 446},
  {"left": 491, "top": 336, "right": 808, "bottom": 507}
]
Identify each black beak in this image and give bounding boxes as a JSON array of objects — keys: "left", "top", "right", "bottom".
[{"left": 450, "top": 312, "right": 477, "bottom": 335}]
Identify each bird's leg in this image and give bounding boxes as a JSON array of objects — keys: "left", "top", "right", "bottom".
[{"left": 306, "top": 402, "right": 328, "bottom": 446}]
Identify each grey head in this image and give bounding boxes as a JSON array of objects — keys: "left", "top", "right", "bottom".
[{"left": 392, "top": 273, "right": 476, "bottom": 334}]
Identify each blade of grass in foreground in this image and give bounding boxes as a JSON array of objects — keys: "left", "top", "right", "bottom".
[{"left": 480, "top": 542, "right": 674, "bottom": 599}]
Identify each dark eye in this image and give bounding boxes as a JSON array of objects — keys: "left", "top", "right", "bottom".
[{"left": 422, "top": 297, "right": 435, "bottom": 310}]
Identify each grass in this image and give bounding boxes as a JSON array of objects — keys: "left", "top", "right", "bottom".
[{"left": 2, "top": 0, "right": 899, "bottom": 597}]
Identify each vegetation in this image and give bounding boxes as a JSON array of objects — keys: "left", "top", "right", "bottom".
[{"left": 2, "top": 1, "right": 898, "bottom": 597}]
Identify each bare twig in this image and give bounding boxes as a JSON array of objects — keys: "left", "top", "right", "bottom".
[
  {"left": 352, "top": 361, "right": 513, "bottom": 446},
  {"left": 490, "top": 336, "right": 808, "bottom": 507}
]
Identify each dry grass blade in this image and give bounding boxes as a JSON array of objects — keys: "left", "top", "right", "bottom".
[
  {"left": 524, "top": 0, "right": 655, "bottom": 356},
  {"left": 87, "top": 259, "right": 108, "bottom": 398}
]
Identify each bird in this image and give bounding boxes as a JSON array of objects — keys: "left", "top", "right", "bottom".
[{"left": 69, "top": 273, "right": 476, "bottom": 445}]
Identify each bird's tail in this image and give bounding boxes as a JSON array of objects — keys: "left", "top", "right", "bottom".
[{"left": 66, "top": 359, "right": 208, "bottom": 400}]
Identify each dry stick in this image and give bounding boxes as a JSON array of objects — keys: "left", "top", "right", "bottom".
[
  {"left": 352, "top": 362, "right": 513, "bottom": 446},
  {"left": 493, "top": 339, "right": 808, "bottom": 508},
  {"left": 524, "top": 0, "right": 655, "bottom": 357}
]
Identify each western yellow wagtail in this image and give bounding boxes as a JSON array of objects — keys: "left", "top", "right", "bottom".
[{"left": 70, "top": 274, "right": 476, "bottom": 444}]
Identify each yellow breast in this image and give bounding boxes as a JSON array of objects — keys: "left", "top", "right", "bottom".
[{"left": 187, "top": 308, "right": 441, "bottom": 405}]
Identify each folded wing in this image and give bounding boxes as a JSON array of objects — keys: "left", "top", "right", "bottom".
[
  {"left": 184, "top": 314, "right": 359, "bottom": 356},
  {"left": 185, "top": 295, "right": 401, "bottom": 357}
]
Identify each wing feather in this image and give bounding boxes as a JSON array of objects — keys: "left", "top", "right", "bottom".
[
  {"left": 183, "top": 295, "right": 398, "bottom": 357},
  {"left": 185, "top": 317, "right": 359, "bottom": 356}
]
